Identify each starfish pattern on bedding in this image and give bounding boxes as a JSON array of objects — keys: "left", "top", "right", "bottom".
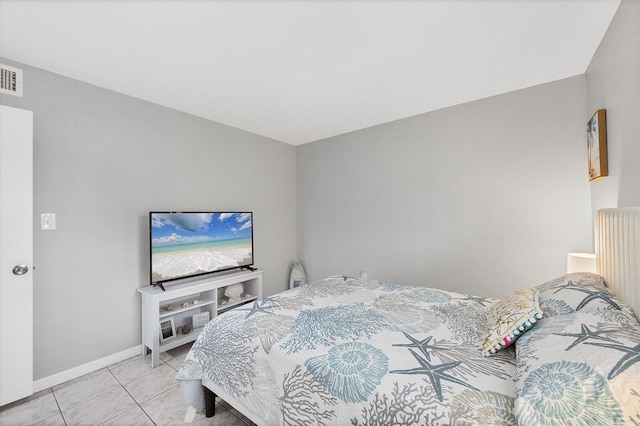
[
  {"left": 393, "top": 332, "right": 446, "bottom": 361},
  {"left": 258, "top": 296, "right": 277, "bottom": 306},
  {"left": 553, "top": 324, "right": 617, "bottom": 351},
  {"left": 235, "top": 300, "right": 276, "bottom": 318},
  {"left": 560, "top": 286, "right": 622, "bottom": 311},
  {"left": 585, "top": 341, "right": 640, "bottom": 380},
  {"left": 552, "top": 281, "right": 577, "bottom": 294},
  {"left": 454, "top": 295, "right": 492, "bottom": 306},
  {"left": 390, "top": 348, "right": 478, "bottom": 402}
]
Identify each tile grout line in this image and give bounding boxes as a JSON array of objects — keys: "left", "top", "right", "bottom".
[
  {"left": 50, "top": 388, "right": 68, "bottom": 426},
  {"left": 99, "top": 368, "right": 139, "bottom": 426},
  {"left": 110, "top": 356, "right": 188, "bottom": 425},
  {"left": 55, "top": 366, "right": 144, "bottom": 425},
  {"left": 105, "top": 361, "right": 158, "bottom": 425},
  {"left": 137, "top": 404, "right": 159, "bottom": 426},
  {"left": 53, "top": 375, "right": 120, "bottom": 416}
]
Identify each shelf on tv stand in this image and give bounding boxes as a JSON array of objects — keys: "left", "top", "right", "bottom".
[
  {"left": 158, "top": 299, "right": 216, "bottom": 320},
  {"left": 137, "top": 269, "right": 263, "bottom": 367},
  {"left": 217, "top": 295, "right": 259, "bottom": 313}
]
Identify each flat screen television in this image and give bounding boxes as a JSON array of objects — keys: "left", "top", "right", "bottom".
[{"left": 150, "top": 212, "right": 254, "bottom": 287}]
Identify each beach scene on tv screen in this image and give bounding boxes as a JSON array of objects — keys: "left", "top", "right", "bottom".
[{"left": 151, "top": 212, "right": 252, "bottom": 282}]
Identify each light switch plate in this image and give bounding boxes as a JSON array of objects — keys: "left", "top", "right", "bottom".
[{"left": 41, "top": 213, "right": 56, "bottom": 230}]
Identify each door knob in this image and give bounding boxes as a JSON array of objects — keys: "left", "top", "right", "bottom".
[{"left": 12, "top": 265, "right": 29, "bottom": 275}]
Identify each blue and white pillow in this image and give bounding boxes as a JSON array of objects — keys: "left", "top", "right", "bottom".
[
  {"left": 514, "top": 310, "right": 640, "bottom": 424},
  {"left": 535, "top": 273, "right": 636, "bottom": 319}
]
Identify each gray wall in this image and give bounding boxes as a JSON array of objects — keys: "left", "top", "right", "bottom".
[
  {"left": 297, "top": 76, "right": 593, "bottom": 298},
  {"left": 586, "top": 0, "right": 640, "bottom": 212},
  {"left": 0, "top": 58, "right": 297, "bottom": 380}
]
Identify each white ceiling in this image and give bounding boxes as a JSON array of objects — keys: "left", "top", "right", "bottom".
[{"left": 0, "top": 0, "right": 621, "bottom": 145}]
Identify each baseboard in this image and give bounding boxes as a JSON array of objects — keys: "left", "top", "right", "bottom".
[{"left": 32, "top": 345, "right": 142, "bottom": 393}]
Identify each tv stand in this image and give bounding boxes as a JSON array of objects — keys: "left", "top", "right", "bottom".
[{"left": 137, "top": 269, "right": 263, "bottom": 367}]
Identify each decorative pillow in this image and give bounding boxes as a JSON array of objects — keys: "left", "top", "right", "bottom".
[
  {"left": 536, "top": 273, "right": 636, "bottom": 318},
  {"left": 514, "top": 311, "right": 640, "bottom": 424},
  {"left": 482, "top": 288, "right": 543, "bottom": 356}
]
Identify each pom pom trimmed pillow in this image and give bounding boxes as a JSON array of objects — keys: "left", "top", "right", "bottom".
[{"left": 482, "top": 287, "right": 543, "bottom": 356}]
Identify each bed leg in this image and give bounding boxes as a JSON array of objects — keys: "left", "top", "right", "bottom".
[{"left": 203, "top": 386, "right": 216, "bottom": 418}]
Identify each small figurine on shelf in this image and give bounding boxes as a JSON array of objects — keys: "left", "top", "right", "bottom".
[{"left": 176, "top": 325, "right": 191, "bottom": 335}]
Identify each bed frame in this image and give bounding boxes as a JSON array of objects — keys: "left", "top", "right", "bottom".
[
  {"left": 203, "top": 377, "right": 263, "bottom": 422},
  {"left": 595, "top": 207, "right": 640, "bottom": 316},
  {"left": 201, "top": 206, "right": 640, "bottom": 420}
]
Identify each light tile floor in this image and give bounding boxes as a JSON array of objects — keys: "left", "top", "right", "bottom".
[{"left": 0, "top": 343, "right": 256, "bottom": 426}]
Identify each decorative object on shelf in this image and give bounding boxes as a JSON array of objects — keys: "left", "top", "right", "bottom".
[
  {"left": 193, "top": 299, "right": 203, "bottom": 305},
  {"left": 159, "top": 318, "right": 175, "bottom": 342},
  {"left": 192, "top": 311, "right": 210, "bottom": 328},
  {"left": 177, "top": 325, "right": 192, "bottom": 335},
  {"left": 224, "top": 283, "right": 244, "bottom": 302},
  {"left": 289, "top": 261, "right": 307, "bottom": 289},
  {"left": 587, "top": 109, "right": 608, "bottom": 181},
  {"left": 220, "top": 299, "right": 228, "bottom": 305},
  {"left": 243, "top": 293, "right": 253, "bottom": 299},
  {"left": 182, "top": 302, "right": 189, "bottom": 308},
  {"left": 166, "top": 304, "right": 174, "bottom": 311}
]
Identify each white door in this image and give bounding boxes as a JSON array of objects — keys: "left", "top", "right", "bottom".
[{"left": 0, "top": 105, "right": 33, "bottom": 406}]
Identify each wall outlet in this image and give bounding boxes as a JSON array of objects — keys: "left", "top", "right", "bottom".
[{"left": 41, "top": 213, "right": 56, "bottom": 230}]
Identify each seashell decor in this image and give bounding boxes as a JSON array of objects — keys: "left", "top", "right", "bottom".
[{"left": 224, "top": 283, "right": 244, "bottom": 302}]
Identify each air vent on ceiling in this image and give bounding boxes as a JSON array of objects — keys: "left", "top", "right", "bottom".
[{"left": 0, "top": 64, "right": 23, "bottom": 97}]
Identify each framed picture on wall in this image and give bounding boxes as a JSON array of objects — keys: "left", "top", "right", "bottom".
[
  {"left": 159, "top": 318, "right": 175, "bottom": 342},
  {"left": 587, "top": 109, "right": 608, "bottom": 181}
]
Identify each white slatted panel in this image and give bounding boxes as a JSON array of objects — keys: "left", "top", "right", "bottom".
[{"left": 595, "top": 207, "right": 640, "bottom": 317}]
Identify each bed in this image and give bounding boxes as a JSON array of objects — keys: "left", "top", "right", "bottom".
[{"left": 176, "top": 207, "right": 640, "bottom": 425}]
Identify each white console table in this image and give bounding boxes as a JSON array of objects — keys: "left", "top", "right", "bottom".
[{"left": 137, "top": 269, "right": 263, "bottom": 367}]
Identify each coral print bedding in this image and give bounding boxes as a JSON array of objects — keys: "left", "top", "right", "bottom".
[
  {"left": 516, "top": 273, "right": 640, "bottom": 425},
  {"left": 177, "top": 274, "right": 640, "bottom": 425}
]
